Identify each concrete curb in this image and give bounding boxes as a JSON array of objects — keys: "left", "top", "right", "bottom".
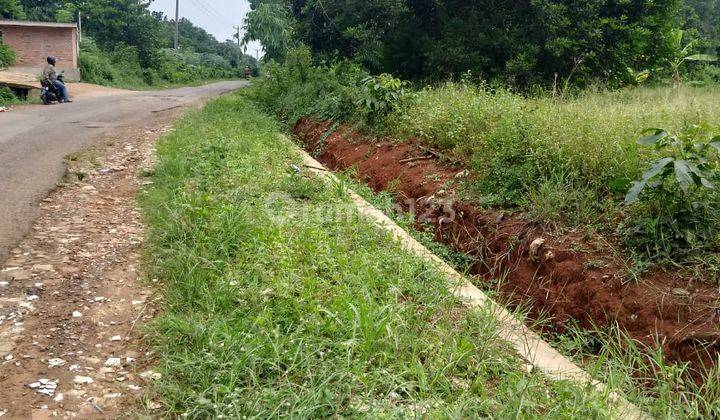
[{"left": 290, "top": 138, "right": 648, "bottom": 419}]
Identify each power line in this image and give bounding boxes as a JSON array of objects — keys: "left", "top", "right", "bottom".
[
  {"left": 188, "top": 0, "right": 217, "bottom": 20},
  {"left": 196, "top": 0, "right": 227, "bottom": 22},
  {"left": 190, "top": 0, "right": 234, "bottom": 26}
]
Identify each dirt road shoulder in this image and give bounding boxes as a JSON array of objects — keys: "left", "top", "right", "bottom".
[{"left": 0, "top": 111, "right": 182, "bottom": 418}]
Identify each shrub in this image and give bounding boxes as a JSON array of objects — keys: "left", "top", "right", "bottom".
[
  {"left": 0, "top": 43, "right": 15, "bottom": 69},
  {"left": 79, "top": 37, "right": 240, "bottom": 88},
  {"left": 79, "top": 38, "right": 144, "bottom": 87},
  {"left": 621, "top": 125, "right": 720, "bottom": 259},
  {"left": 620, "top": 190, "right": 720, "bottom": 260},
  {"left": 356, "top": 73, "right": 410, "bottom": 124},
  {"left": 0, "top": 86, "right": 17, "bottom": 104},
  {"left": 247, "top": 56, "right": 366, "bottom": 125}
]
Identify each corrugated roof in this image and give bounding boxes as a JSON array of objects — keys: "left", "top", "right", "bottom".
[{"left": 0, "top": 20, "right": 77, "bottom": 29}]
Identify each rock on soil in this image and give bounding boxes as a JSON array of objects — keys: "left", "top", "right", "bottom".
[{"left": 0, "top": 117, "right": 176, "bottom": 417}]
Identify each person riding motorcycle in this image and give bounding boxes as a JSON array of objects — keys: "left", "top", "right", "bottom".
[{"left": 42, "top": 56, "right": 72, "bottom": 103}]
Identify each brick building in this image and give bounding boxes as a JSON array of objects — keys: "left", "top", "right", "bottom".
[{"left": 0, "top": 20, "right": 80, "bottom": 81}]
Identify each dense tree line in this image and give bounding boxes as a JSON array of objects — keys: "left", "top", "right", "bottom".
[
  {"left": 246, "top": 0, "right": 718, "bottom": 88},
  {"left": 684, "top": 0, "right": 720, "bottom": 53}
]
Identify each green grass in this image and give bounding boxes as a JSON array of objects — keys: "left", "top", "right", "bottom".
[
  {"left": 392, "top": 84, "right": 720, "bottom": 263},
  {"left": 343, "top": 168, "right": 720, "bottom": 419},
  {"left": 247, "top": 62, "right": 720, "bottom": 265},
  {"left": 345, "top": 167, "right": 720, "bottom": 417},
  {"left": 0, "top": 86, "right": 43, "bottom": 107},
  {"left": 393, "top": 83, "right": 720, "bottom": 208},
  {"left": 548, "top": 322, "right": 720, "bottom": 419},
  {"left": 140, "top": 92, "right": 620, "bottom": 417},
  {"left": 0, "top": 86, "right": 21, "bottom": 107}
]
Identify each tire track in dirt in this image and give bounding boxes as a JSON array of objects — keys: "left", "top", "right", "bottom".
[{"left": 0, "top": 118, "right": 177, "bottom": 418}]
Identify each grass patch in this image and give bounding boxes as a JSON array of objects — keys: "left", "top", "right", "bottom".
[
  {"left": 247, "top": 56, "right": 720, "bottom": 267},
  {"left": 344, "top": 166, "right": 720, "bottom": 418},
  {"left": 140, "top": 92, "right": 617, "bottom": 417},
  {"left": 393, "top": 83, "right": 720, "bottom": 207}
]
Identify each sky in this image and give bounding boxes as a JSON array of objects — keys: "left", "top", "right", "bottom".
[{"left": 149, "top": 0, "right": 263, "bottom": 59}]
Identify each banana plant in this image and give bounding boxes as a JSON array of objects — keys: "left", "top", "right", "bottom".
[
  {"left": 624, "top": 126, "right": 720, "bottom": 205},
  {"left": 666, "top": 29, "right": 717, "bottom": 88}
]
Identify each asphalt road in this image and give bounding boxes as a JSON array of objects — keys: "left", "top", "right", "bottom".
[{"left": 0, "top": 80, "right": 247, "bottom": 261}]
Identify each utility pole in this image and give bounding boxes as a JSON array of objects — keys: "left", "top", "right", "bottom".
[
  {"left": 77, "top": 12, "right": 82, "bottom": 44},
  {"left": 233, "top": 25, "right": 241, "bottom": 67},
  {"left": 255, "top": 48, "right": 261, "bottom": 63},
  {"left": 174, "top": 0, "right": 180, "bottom": 50}
]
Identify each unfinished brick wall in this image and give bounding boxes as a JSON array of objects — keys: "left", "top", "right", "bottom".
[{"left": 0, "top": 25, "right": 77, "bottom": 69}]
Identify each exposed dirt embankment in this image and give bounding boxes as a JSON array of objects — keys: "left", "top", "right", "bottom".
[{"left": 294, "top": 117, "right": 720, "bottom": 376}]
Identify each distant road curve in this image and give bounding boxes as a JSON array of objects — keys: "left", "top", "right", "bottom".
[{"left": 0, "top": 80, "right": 248, "bottom": 261}]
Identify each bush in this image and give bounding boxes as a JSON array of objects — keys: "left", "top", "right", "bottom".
[
  {"left": 0, "top": 44, "right": 15, "bottom": 69},
  {"left": 686, "top": 64, "right": 720, "bottom": 86},
  {"left": 0, "top": 86, "right": 17, "bottom": 104},
  {"left": 620, "top": 191, "right": 720, "bottom": 260},
  {"left": 79, "top": 39, "right": 145, "bottom": 87},
  {"left": 79, "top": 37, "right": 240, "bottom": 88},
  {"left": 620, "top": 125, "right": 720, "bottom": 259},
  {"left": 356, "top": 74, "right": 410, "bottom": 124},
  {"left": 246, "top": 49, "right": 720, "bottom": 263},
  {"left": 247, "top": 54, "right": 367, "bottom": 125}
]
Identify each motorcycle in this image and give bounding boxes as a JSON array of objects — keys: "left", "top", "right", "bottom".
[{"left": 40, "top": 73, "right": 66, "bottom": 105}]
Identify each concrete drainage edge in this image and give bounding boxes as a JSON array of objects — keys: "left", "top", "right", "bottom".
[{"left": 287, "top": 136, "right": 648, "bottom": 420}]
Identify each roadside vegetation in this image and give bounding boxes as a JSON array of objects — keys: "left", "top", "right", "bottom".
[
  {"left": 140, "top": 93, "right": 618, "bottom": 417},
  {"left": 0, "top": 86, "right": 19, "bottom": 106},
  {"left": 247, "top": 52, "right": 720, "bottom": 268},
  {"left": 236, "top": 0, "right": 720, "bottom": 415},
  {"left": 241, "top": 0, "right": 720, "bottom": 269},
  {"left": 0, "top": 39, "right": 14, "bottom": 69},
  {"left": 345, "top": 172, "right": 720, "bottom": 419}
]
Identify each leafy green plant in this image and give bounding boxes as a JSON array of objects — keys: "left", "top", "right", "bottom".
[
  {"left": 666, "top": 29, "right": 718, "bottom": 88},
  {"left": 624, "top": 126, "right": 719, "bottom": 205},
  {"left": 284, "top": 44, "right": 312, "bottom": 83},
  {"left": 0, "top": 43, "right": 15, "bottom": 69},
  {"left": 622, "top": 125, "right": 720, "bottom": 259},
  {"left": 241, "top": 1, "right": 295, "bottom": 61},
  {"left": 0, "top": 86, "right": 17, "bottom": 105},
  {"left": 356, "top": 73, "right": 409, "bottom": 122}
]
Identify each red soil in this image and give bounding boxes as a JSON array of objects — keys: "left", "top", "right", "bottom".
[{"left": 294, "top": 117, "right": 720, "bottom": 377}]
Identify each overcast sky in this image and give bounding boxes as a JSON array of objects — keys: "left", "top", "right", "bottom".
[{"left": 149, "top": 0, "right": 263, "bottom": 58}]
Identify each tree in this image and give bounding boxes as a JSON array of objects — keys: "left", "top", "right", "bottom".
[
  {"left": 255, "top": 0, "right": 683, "bottom": 88},
  {"left": 1, "top": 0, "right": 25, "bottom": 19},
  {"left": 79, "top": 0, "right": 165, "bottom": 67},
  {"left": 242, "top": 1, "right": 295, "bottom": 61},
  {"left": 19, "top": 0, "right": 61, "bottom": 21},
  {"left": 683, "top": 0, "right": 720, "bottom": 52},
  {"left": 665, "top": 28, "right": 718, "bottom": 87}
]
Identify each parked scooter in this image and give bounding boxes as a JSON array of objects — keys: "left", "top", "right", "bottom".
[{"left": 40, "top": 73, "right": 66, "bottom": 105}]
